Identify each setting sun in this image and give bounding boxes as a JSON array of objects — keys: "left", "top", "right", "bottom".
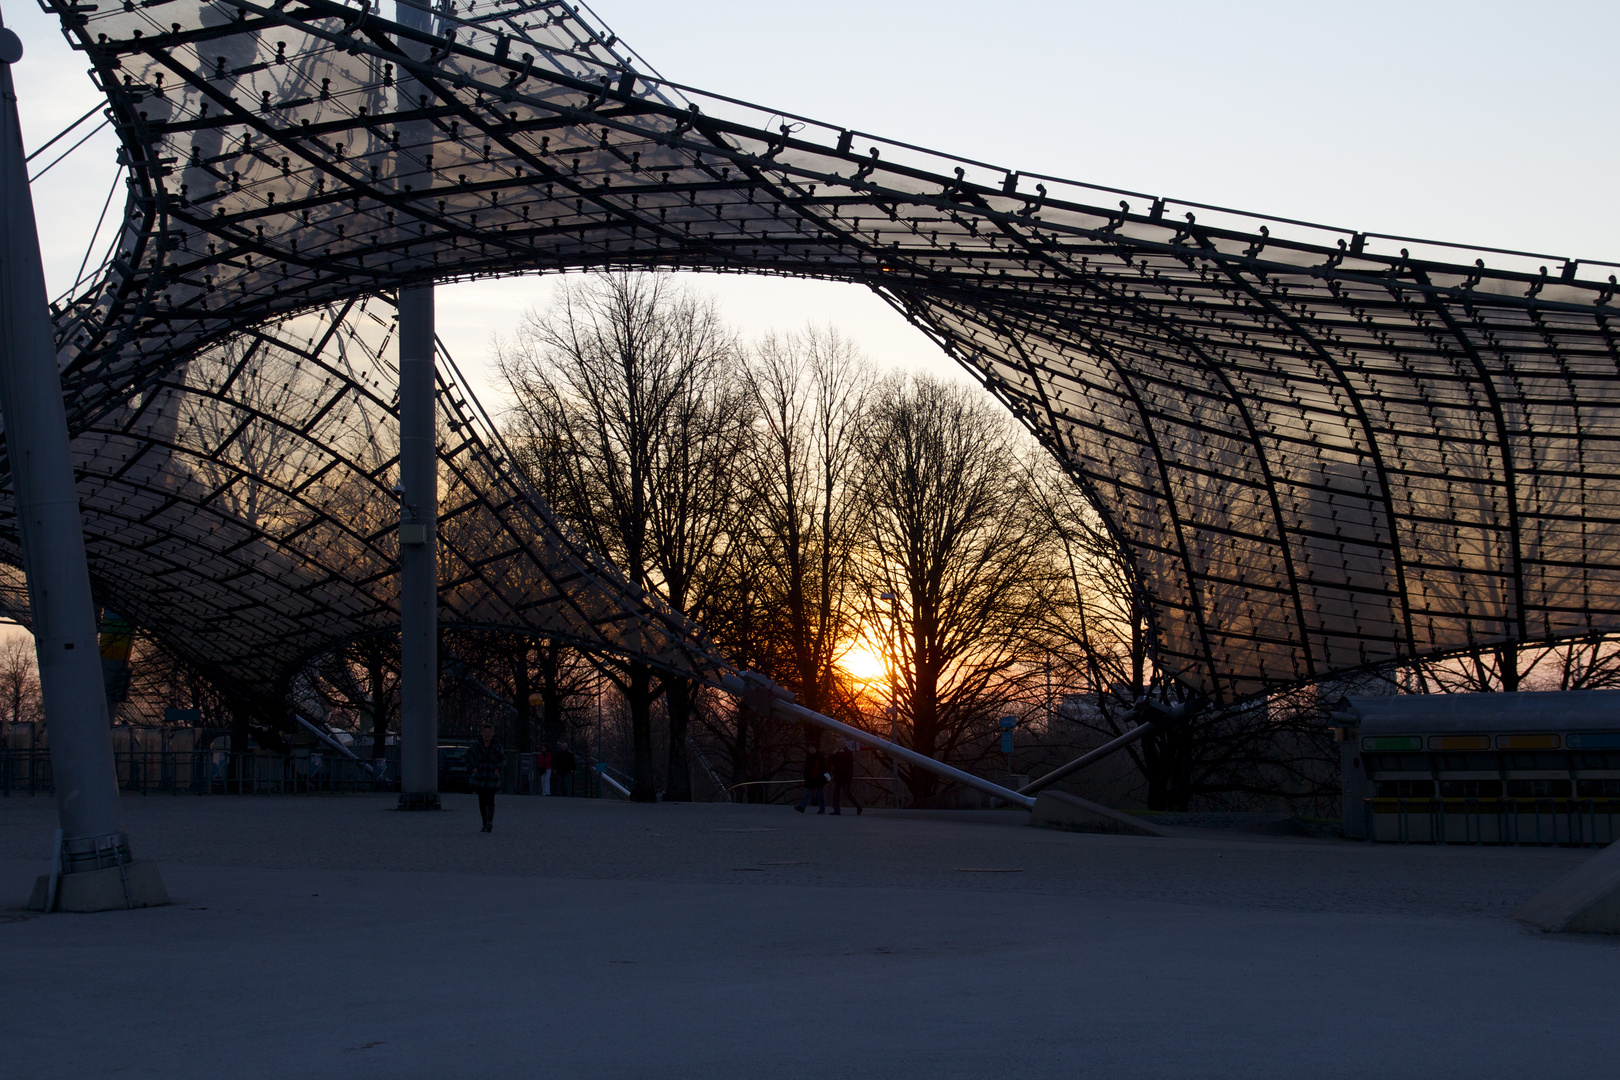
[{"left": 839, "top": 644, "right": 888, "bottom": 683}]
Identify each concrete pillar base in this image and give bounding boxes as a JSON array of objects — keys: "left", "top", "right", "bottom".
[
  {"left": 1028, "top": 791, "right": 1168, "bottom": 837},
  {"left": 28, "top": 860, "right": 168, "bottom": 913},
  {"left": 397, "top": 792, "right": 442, "bottom": 811},
  {"left": 1513, "top": 841, "right": 1620, "bottom": 933}
]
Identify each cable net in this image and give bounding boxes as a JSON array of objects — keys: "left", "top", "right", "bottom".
[{"left": 14, "top": 0, "right": 1620, "bottom": 703}]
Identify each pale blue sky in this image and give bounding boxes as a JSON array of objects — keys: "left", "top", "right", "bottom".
[{"left": 9, "top": 0, "right": 1617, "bottom": 400}]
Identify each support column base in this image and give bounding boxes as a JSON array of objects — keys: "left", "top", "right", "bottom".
[
  {"left": 1514, "top": 840, "right": 1620, "bottom": 933},
  {"left": 397, "top": 792, "right": 442, "bottom": 811},
  {"left": 28, "top": 860, "right": 169, "bottom": 913}
]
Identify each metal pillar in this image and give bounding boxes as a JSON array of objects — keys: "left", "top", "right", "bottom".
[
  {"left": 394, "top": 0, "right": 438, "bottom": 810},
  {"left": 396, "top": 286, "right": 438, "bottom": 809},
  {"left": 0, "top": 24, "right": 138, "bottom": 873}
]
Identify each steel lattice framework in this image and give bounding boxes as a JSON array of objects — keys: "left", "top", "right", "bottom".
[{"left": 14, "top": 0, "right": 1620, "bottom": 706}]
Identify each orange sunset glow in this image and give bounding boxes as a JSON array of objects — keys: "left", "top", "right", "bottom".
[{"left": 838, "top": 643, "right": 888, "bottom": 683}]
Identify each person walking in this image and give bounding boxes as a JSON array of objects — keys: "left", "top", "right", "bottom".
[
  {"left": 552, "top": 741, "right": 577, "bottom": 797},
  {"left": 534, "top": 746, "right": 552, "bottom": 796},
  {"left": 828, "top": 738, "right": 863, "bottom": 816},
  {"left": 467, "top": 724, "right": 506, "bottom": 832},
  {"left": 795, "top": 746, "right": 829, "bottom": 814}
]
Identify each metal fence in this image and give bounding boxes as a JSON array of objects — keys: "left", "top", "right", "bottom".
[
  {"left": 0, "top": 749, "right": 606, "bottom": 799},
  {"left": 1, "top": 749, "right": 390, "bottom": 796}
]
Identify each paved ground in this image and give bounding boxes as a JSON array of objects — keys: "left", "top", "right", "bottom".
[{"left": 2, "top": 794, "right": 1616, "bottom": 1079}]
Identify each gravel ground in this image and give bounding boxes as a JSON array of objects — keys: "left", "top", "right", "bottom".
[
  {"left": 0, "top": 792, "right": 1591, "bottom": 917},
  {"left": 3, "top": 795, "right": 1614, "bottom": 1080}
]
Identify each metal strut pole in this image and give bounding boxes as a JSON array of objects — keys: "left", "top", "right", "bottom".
[
  {"left": 396, "top": 285, "right": 437, "bottom": 809},
  {"left": 0, "top": 21, "right": 162, "bottom": 903},
  {"left": 1017, "top": 698, "right": 1197, "bottom": 797},
  {"left": 722, "top": 673, "right": 1036, "bottom": 810},
  {"left": 395, "top": 0, "right": 438, "bottom": 810},
  {"left": 1016, "top": 722, "right": 1159, "bottom": 797}
]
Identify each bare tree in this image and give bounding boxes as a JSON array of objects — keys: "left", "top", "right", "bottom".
[
  {"left": 853, "top": 374, "right": 1061, "bottom": 801},
  {"left": 0, "top": 633, "right": 41, "bottom": 746},
  {"left": 497, "top": 272, "right": 753, "bottom": 800},
  {"left": 328, "top": 635, "right": 399, "bottom": 761},
  {"left": 1402, "top": 635, "right": 1620, "bottom": 694},
  {"left": 688, "top": 549, "right": 803, "bottom": 798},
  {"left": 1032, "top": 456, "right": 1341, "bottom": 812},
  {"left": 438, "top": 628, "right": 597, "bottom": 764},
  {"left": 740, "top": 327, "right": 872, "bottom": 716},
  {"left": 117, "top": 633, "right": 252, "bottom": 738},
  {"left": 1031, "top": 461, "right": 1154, "bottom": 712}
]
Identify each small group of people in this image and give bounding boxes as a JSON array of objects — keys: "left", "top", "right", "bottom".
[
  {"left": 463, "top": 726, "right": 580, "bottom": 833},
  {"left": 470, "top": 725, "right": 870, "bottom": 830},
  {"left": 796, "top": 738, "right": 863, "bottom": 816},
  {"left": 531, "top": 742, "right": 577, "bottom": 796}
]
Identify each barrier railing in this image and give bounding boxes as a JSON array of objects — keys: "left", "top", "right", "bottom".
[
  {"left": 0, "top": 747, "right": 51, "bottom": 796},
  {"left": 2, "top": 748, "right": 393, "bottom": 795},
  {"left": 0, "top": 748, "right": 611, "bottom": 798}
]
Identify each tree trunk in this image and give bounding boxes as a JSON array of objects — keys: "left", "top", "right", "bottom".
[
  {"left": 1142, "top": 724, "right": 1196, "bottom": 812},
  {"left": 538, "top": 642, "right": 566, "bottom": 747},
  {"left": 905, "top": 662, "right": 941, "bottom": 803},
  {"left": 1171, "top": 723, "right": 1195, "bottom": 812},
  {"left": 628, "top": 661, "right": 656, "bottom": 801},
  {"left": 1140, "top": 729, "right": 1173, "bottom": 811},
  {"left": 730, "top": 701, "right": 752, "bottom": 800},
  {"left": 226, "top": 695, "right": 254, "bottom": 787},
  {"left": 366, "top": 644, "right": 389, "bottom": 762},
  {"left": 513, "top": 640, "right": 532, "bottom": 757},
  {"left": 1499, "top": 641, "right": 1520, "bottom": 692},
  {"left": 665, "top": 677, "right": 693, "bottom": 801}
]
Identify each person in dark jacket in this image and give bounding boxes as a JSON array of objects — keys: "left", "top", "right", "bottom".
[
  {"left": 552, "top": 742, "right": 577, "bottom": 797},
  {"left": 795, "top": 747, "right": 829, "bottom": 814},
  {"left": 828, "top": 739, "right": 862, "bottom": 816},
  {"left": 467, "top": 724, "right": 506, "bottom": 832}
]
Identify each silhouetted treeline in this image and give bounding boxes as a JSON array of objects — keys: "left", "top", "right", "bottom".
[{"left": 492, "top": 272, "right": 1342, "bottom": 810}]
